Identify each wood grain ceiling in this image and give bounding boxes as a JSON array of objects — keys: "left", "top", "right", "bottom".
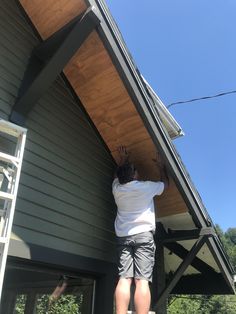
[{"left": 19, "top": 0, "right": 189, "bottom": 218}]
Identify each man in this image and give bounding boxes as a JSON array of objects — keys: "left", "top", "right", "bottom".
[{"left": 112, "top": 146, "right": 169, "bottom": 314}]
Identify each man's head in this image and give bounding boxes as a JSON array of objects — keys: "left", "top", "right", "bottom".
[{"left": 116, "top": 162, "right": 137, "bottom": 184}]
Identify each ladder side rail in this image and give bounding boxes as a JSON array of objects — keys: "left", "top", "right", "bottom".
[{"left": 0, "top": 131, "right": 27, "bottom": 301}]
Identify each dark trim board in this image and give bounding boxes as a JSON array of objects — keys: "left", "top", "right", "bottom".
[
  {"left": 8, "top": 239, "right": 116, "bottom": 277},
  {"left": 7, "top": 240, "right": 116, "bottom": 314},
  {"left": 153, "top": 235, "right": 207, "bottom": 311},
  {"left": 160, "top": 227, "right": 216, "bottom": 243}
]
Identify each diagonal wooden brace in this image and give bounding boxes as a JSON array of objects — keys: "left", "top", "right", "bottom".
[
  {"left": 153, "top": 235, "right": 207, "bottom": 311},
  {"left": 10, "top": 6, "right": 100, "bottom": 126}
]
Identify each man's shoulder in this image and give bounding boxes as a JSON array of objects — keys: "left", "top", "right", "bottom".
[{"left": 137, "top": 180, "right": 165, "bottom": 193}]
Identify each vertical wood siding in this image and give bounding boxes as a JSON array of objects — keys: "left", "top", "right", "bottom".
[{"left": 0, "top": 0, "right": 117, "bottom": 262}]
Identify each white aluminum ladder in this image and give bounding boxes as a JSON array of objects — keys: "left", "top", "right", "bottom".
[{"left": 0, "top": 119, "right": 27, "bottom": 302}]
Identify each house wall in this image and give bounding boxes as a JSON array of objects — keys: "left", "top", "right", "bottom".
[{"left": 0, "top": 0, "right": 116, "bottom": 263}]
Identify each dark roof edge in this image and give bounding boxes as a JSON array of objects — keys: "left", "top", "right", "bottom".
[{"left": 87, "top": 0, "right": 235, "bottom": 287}]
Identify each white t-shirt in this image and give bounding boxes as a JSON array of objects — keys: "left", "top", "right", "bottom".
[{"left": 112, "top": 178, "right": 164, "bottom": 237}]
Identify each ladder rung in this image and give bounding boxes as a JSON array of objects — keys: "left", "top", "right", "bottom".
[
  {"left": 0, "top": 191, "right": 14, "bottom": 201},
  {"left": 0, "top": 152, "right": 20, "bottom": 165},
  {"left": 0, "top": 119, "right": 26, "bottom": 137},
  {"left": 0, "top": 237, "right": 8, "bottom": 244}
]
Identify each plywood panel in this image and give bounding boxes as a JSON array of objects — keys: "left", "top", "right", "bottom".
[
  {"left": 64, "top": 32, "right": 151, "bottom": 155},
  {"left": 19, "top": 0, "right": 189, "bottom": 218},
  {"left": 20, "top": 0, "right": 87, "bottom": 39},
  {"left": 64, "top": 31, "right": 188, "bottom": 218}
]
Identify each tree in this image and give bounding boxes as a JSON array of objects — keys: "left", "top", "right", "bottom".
[{"left": 216, "top": 225, "right": 236, "bottom": 271}]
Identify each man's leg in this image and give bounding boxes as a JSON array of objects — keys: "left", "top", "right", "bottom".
[
  {"left": 134, "top": 278, "right": 150, "bottom": 314},
  {"left": 133, "top": 232, "right": 156, "bottom": 314},
  {"left": 115, "top": 277, "right": 132, "bottom": 314}
]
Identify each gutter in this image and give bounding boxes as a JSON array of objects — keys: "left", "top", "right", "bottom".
[{"left": 141, "top": 76, "right": 184, "bottom": 139}]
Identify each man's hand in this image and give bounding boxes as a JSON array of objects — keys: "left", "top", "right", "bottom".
[{"left": 118, "top": 146, "right": 129, "bottom": 165}]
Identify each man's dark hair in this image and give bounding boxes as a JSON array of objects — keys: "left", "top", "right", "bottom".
[{"left": 116, "top": 162, "right": 136, "bottom": 184}]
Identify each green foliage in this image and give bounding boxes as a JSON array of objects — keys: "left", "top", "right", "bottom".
[
  {"left": 14, "top": 293, "right": 83, "bottom": 314},
  {"left": 216, "top": 225, "right": 236, "bottom": 271},
  {"left": 36, "top": 294, "right": 83, "bottom": 314},
  {"left": 168, "top": 225, "right": 236, "bottom": 314},
  {"left": 168, "top": 295, "right": 236, "bottom": 314},
  {"left": 14, "top": 294, "right": 26, "bottom": 314},
  {"left": 168, "top": 295, "right": 200, "bottom": 314}
]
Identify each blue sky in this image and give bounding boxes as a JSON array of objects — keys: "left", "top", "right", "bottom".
[{"left": 106, "top": 0, "right": 236, "bottom": 231}]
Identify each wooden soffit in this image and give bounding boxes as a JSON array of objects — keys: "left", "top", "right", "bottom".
[{"left": 19, "top": 0, "right": 189, "bottom": 221}]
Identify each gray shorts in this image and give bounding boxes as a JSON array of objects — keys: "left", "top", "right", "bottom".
[{"left": 116, "top": 231, "right": 156, "bottom": 282}]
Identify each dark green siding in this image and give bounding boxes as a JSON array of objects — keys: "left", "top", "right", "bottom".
[{"left": 0, "top": 0, "right": 116, "bottom": 262}]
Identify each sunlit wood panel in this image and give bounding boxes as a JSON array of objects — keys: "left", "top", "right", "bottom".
[
  {"left": 65, "top": 31, "right": 188, "bottom": 218},
  {"left": 19, "top": 0, "right": 188, "bottom": 218},
  {"left": 20, "top": 0, "right": 87, "bottom": 39}
]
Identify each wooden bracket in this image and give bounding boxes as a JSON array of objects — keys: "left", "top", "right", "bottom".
[{"left": 10, "top": 6, "right": 100, "bottom": 126}]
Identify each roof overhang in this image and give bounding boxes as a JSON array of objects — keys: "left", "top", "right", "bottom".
[{"left": 11, "top": 0, "right": 235, "bottom": 295}]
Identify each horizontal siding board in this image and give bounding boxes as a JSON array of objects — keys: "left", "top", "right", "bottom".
[
  {"left": 22, "top": 155, "right": 115, "bottom": 211},
  {"left": 14, "top": 211, "right": 115, "bottom": 252},
  {"left": 0, "top": 0, "right": 117, "bottom": 263},
  {"left": 35, "top": 95, "right": 113, "bottom": 162},
  {"left": 12, "top": 225, "right": 114, "bottom": 262},
  {"left": 0, "top": 17, "right": 36, "bottom": 54},
  {"left": 0, "top": 42, "right": 29, "bottom": 73},
  {"left": 24, "top": 137, "right": 113, "bottom": 205},
  {"left": 16, "top": 198, "right": 115, "bottom": 240},
  {"left": 27, "top": 109, "right": 114, "bottom": 174},
  {"left": 22, "top": 149, "right": 115, "bottom": 208},
  {"left": 0, "top": 63, "right": 21, "bottom": 89},
  {"left": 0, "top": 75, "right": 18, "bottom": 98},
  {"left": 0, "top": 27, "right": 33, "bottom": 63},
  {"left": 0, "top": 99, "right": 11, "bottom": 117},
  {"left": 17, "top": 184, "right": 113, "bottom": 231},
  {"left": 0, "top": 0, "right": 38, "bottom": 45},
  {"left": 0, "top": 55, "right": 24, "bottom": 89},
  {"left": 0, "top": 111, "right": 8, "bottom": 120},
  {"left": 20, "top": 163, "right": 115, "bottom": 222},
  {"left": 0, "top": 86, "right": 15, "bottom": 108},
  {"left": 37, "top": 80, "right": 114, "bottom": 162},
  {"left": 25, "top": 129, "right": 113, "bottom": 190},
  {"left": 19, "top": 172, "right": 114, "bottom": 221}
]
